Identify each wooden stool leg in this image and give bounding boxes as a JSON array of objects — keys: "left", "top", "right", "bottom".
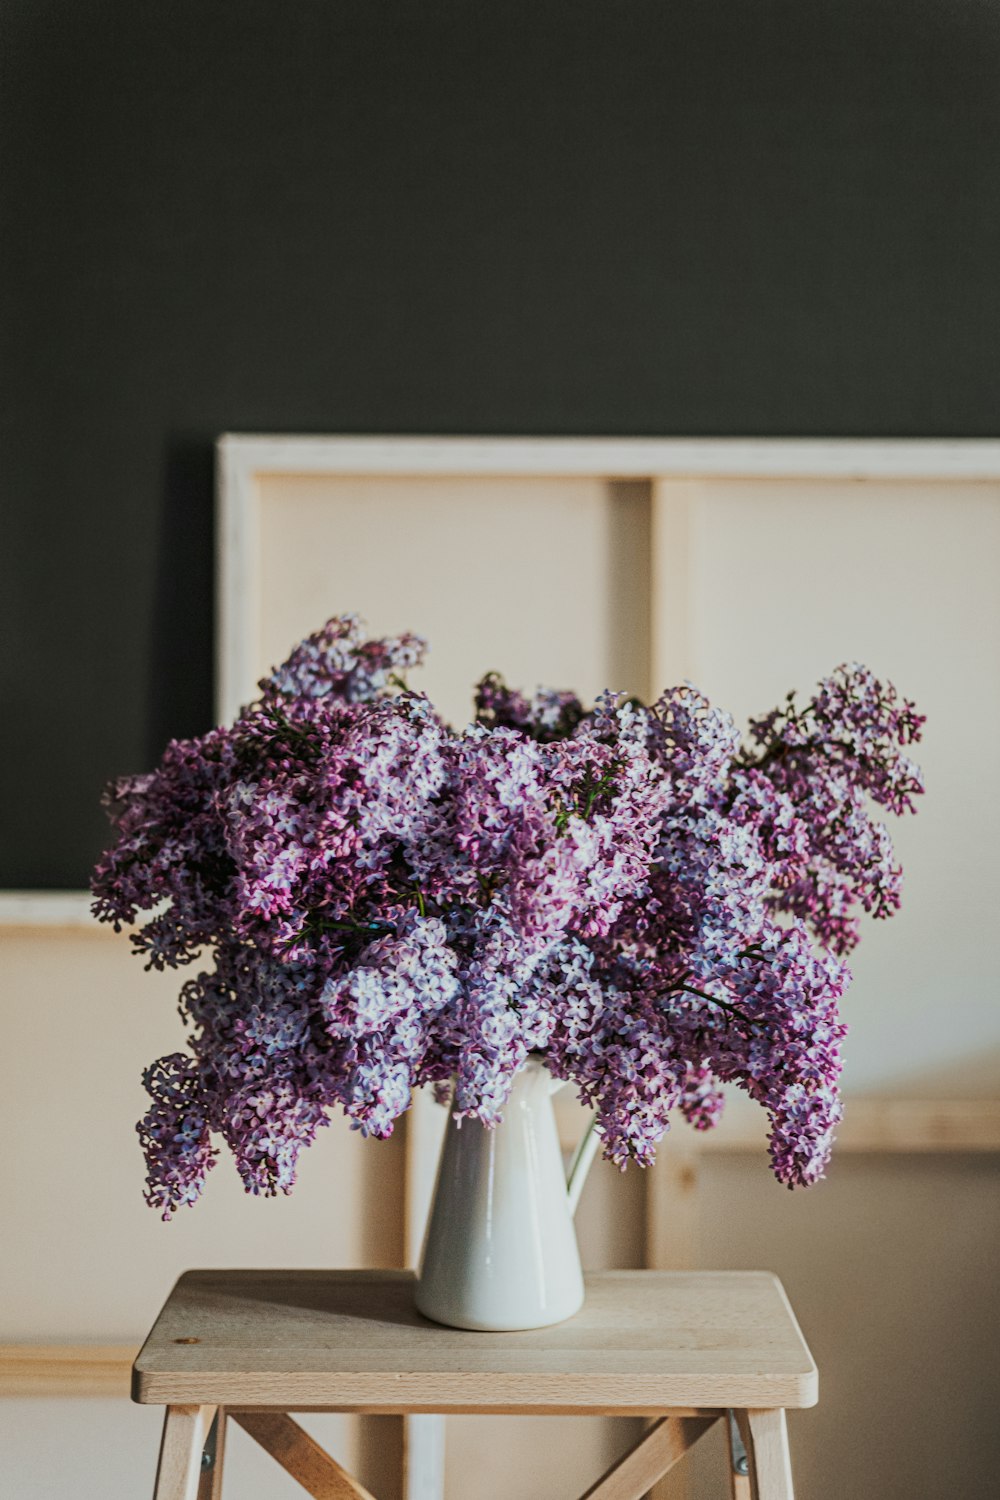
[
  {"left": 153, "top": 1405, "right": 218, "bottom": 1500},
  {"left": 734, "top": 1410, "right": 793, "bottom": 1500},
  {"left": 727, "top": 1410, "right": 751, "bottom": 1500},
  {"left": 197, "top": 1410, "right": 226, "bottom": 1500}
]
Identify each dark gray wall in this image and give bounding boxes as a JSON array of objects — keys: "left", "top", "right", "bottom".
[{"left": 3, "top": 0, "right": 999, "bottom": 887}]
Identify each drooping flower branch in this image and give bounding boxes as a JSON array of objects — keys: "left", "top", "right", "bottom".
[{"left": 92, "top": 613, "right": 924, "bottom": 1217}]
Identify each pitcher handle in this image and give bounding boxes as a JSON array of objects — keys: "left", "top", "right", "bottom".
[{"left": 565, "top": 1115, "right": 600, "bottom": 1217}]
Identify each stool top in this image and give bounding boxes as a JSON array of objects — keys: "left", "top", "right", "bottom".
[{"left": 132, "top": 1269, "right": 817, "bottom": 1414}]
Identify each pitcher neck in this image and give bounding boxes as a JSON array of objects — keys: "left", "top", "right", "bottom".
[{"left": 505, "top": 1053, "right": 554, "bottom": 1105}]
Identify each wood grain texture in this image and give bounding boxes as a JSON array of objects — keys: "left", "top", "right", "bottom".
[
  {"left": 233, "top": 1412, "right": 377, "bottom": 1500},
  {"left": 579, "top": 1417, "right": 717, "bottom": 1499},
  {"left": 132, "top": 1269, "right": 817, "bottom": 1412},
  {"left": 153, "top": 1405, "right": 217, "bottom": 1500},
  {"left": 0, "top": 1343, "right": 137, "bottom": 1396},
  {"left": 736, "top": 1409, "right": 794, "bottom": 1500}
]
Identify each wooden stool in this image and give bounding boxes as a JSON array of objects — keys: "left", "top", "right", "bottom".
[{"left": 133, "top": 1269, "right": 816, "bottom": 1500}]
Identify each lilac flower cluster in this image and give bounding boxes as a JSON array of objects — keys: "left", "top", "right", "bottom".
[{"left": 92, "top": 614, "right": 924, "bottom": 1216}]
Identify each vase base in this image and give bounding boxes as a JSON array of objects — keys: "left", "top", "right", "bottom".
[{"left": 413, "top": 1288, "right": 585, "bottom": 1333}]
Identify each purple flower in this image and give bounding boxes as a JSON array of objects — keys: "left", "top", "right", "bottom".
[{"left": 92, "top": 616, "right": 924, "bottom": 1213}]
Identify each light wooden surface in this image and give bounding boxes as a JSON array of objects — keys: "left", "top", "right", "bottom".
[
  {"left": 736, "top": 1409, "right": 794, "bottom": 1500},
  {"left": 233, "top": 1412, "right": 378, "bottom": 1499},
  {"left": 132, "top": 1269, "right": 816, "bottom": 1412},
  {"left": 580, "top": 1417, "right": 717, "bottom": 1499},
  {"left": 153, "top": 1404, "right": 216, "bottom": 1500},
  {"left": 0, "top": 1343, "right": 138, "bottom": 1396},
  {"left": 135, "top": 1274, "right": 808, "bottom": 1498}
]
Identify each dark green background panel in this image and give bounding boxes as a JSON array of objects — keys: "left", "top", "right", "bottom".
[{"left": 2, "top": 0, "right": 999, "bottom": 885}]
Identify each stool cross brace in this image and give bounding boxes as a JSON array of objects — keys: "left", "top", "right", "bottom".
[{"left": 157, "top": 1404, "right": 792, "bottom": 1500}]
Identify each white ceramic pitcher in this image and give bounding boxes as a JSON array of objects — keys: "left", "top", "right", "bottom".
[{"left": 414, "top": 1058, "right": 600, "bottom": 1331}]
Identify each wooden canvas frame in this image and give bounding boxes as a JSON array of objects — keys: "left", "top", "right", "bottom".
[
  {"left": 210, "top": 435, "right": 1000, "bottom": 1500},
  {"left": 214, "top": 433, "right": 1000, "bottom": 721}
]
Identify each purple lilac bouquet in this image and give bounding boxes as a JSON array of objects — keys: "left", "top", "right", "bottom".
[{"left": 92, "top": 614, "right": 924, "bottom": 1218}]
